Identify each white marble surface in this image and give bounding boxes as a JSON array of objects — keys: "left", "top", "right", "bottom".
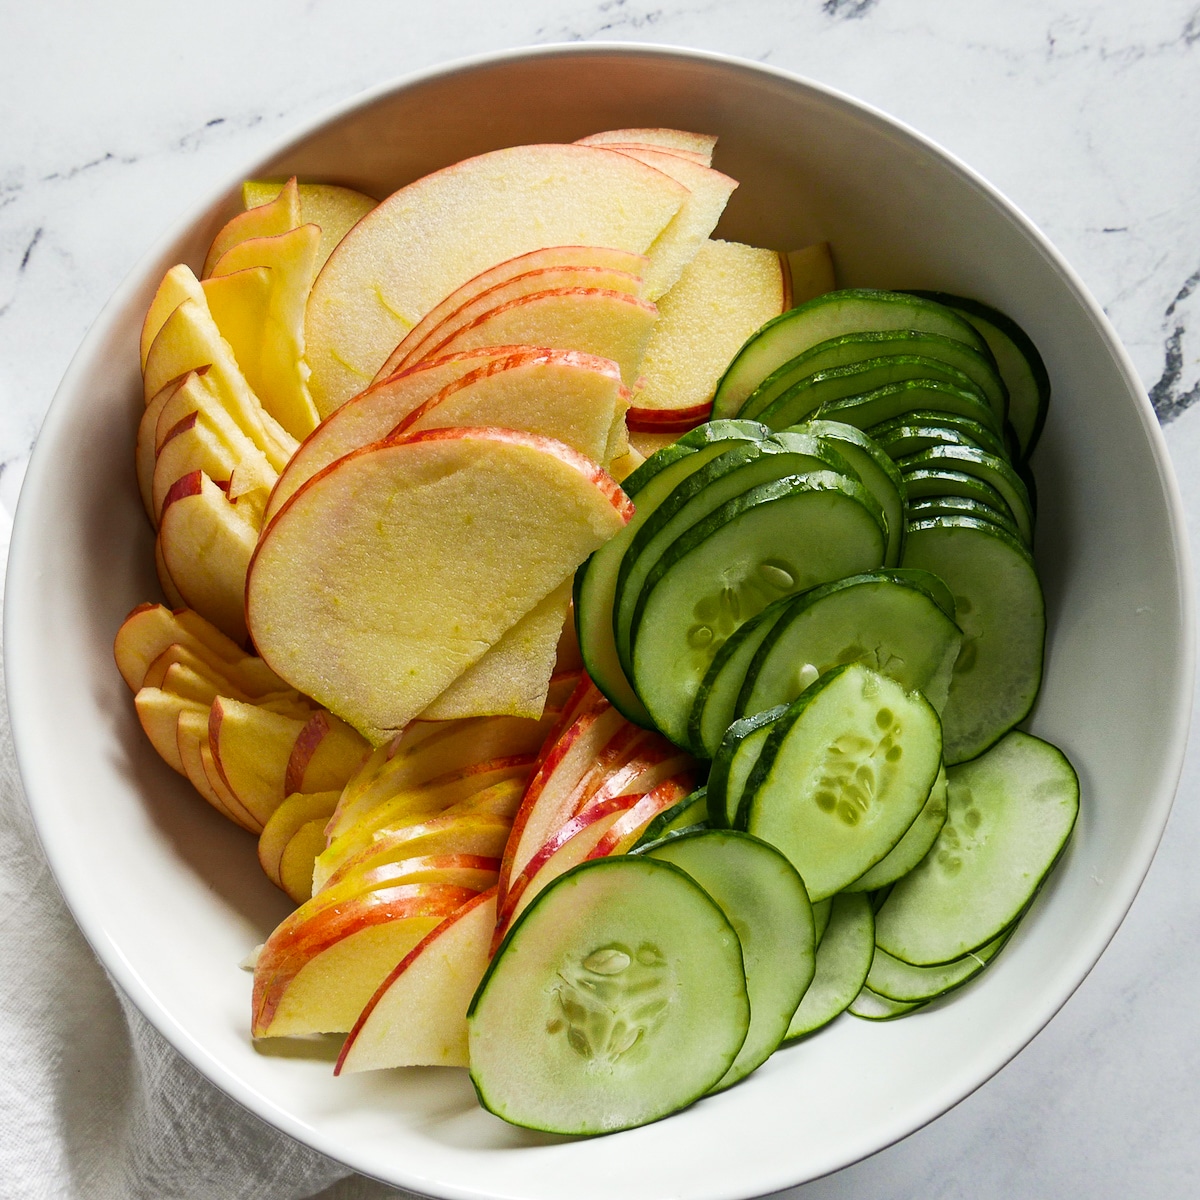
[{"left": 2, "top": 1, "right": 1200, "bottom": 1196}]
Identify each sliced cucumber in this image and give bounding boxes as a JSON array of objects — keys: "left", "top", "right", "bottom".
[
  {"left": 712, "top": 289, "right": 993, "bottom": 420},
  {"left": 646, "top": 830, "right": 815, "bottom": 1090},
  {"left": 907, "top": 496, "right": 1024, "bottom": 544},
  {"left": 816, "top": 378, "right": 1002, "bottom": 436},
  {"left": 874, "top": 731, "right": 1078, "bottom": 965},
  {"left": 468, "top": 856, "right": 749, "bottom": 1134},
  {"left": 734, "top": 328, "right": 1007, "bottom": 424},
  {"left": 614, "top": 436, "right": 853, "bottom": 679},
  {"left": 783, "top": 891, "right": 875, "bottom": 1040},
  {"left": 901, "top": 517, "right": 1044, "bottom": 763},
  {"left": 797, "top": 420, "right": 907, "bottom": 566},
  {"left": 866, "top": 928, "right": 1008, "bottom": 1003},
  {"left": 630, "top": 474, "right": 887, "bottom": 748},
  {"left": 708, "top": 705, "right": 788, "bottom": 829},
  {"left": 736, "top": 572, "right": 963, "bottom": 720},
  {"left": 743, "top": 664, "right": 943, "bottom": 900},
  {"left": 576, "top": 422, "right": 767, "bottom": 723},
  {"left": 844, "top": 765, "right": 947, "bottom": 892},
  {"left": 848, "top": 987, "right": 925, "bottom": 1020},
  {"left": 812, "top": 897, "right": 833, "bottom": 944},
  {"left": 871, "top": 418, "right": 1008, "bottom": 463},
  {"left": 630, "top": 787, "right": 710, "bottom": 850},
  {"left": 689, "top": 596, "right": 794, "bottom": 759},
  {"left": 756, "top": 356, "right": 992, "bottom": 432},
  {"left": 884, "top": 566, "right": 956, "bottom": 618},
  {"left": 901, "top": 468, "right": 1025, "bottom": 543},
  {"left": 908, "top": 292, "right": 1049, "bottom": 462}
]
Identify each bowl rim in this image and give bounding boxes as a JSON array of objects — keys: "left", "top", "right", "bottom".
[{"left": 6, "top": 39, "right": 1195, "bottom": 1197}]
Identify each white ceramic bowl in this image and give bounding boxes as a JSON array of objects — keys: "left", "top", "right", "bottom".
[{"left": 6, "top": 43, "right": 1193, "bottom": 1200}]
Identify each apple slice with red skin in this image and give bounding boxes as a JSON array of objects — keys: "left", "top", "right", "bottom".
[
  {"left": 242, "top": 179, "right": 377, "bottom": 273},
  {"left": 304, "top": 143, "right": 688, "bottom": 416},
  {"left": 141, "top": 643, "right": 241, "bottom": 698},
  {"left": 137, "top": 373, "right": 191, "bottom": 523},
  {"left": 202, "top": 176, "right": 300, "bottom": 278},
  {"left": 208, "top": 696, "right": 307, "bottom": 828},
  {"left": 133, "top": 687, "right": 206, "bottom": 774},
  {"left": 259, "top": 790, "right": 341, "bottom": 889},
  {"left": 373, "top": 246, "right": 649, "bottom": 381},
  {"left": 492, "top": 797, "right": 637, "bottom": 950},
  {"left": 585, "top": 773, "right": 697, "bottom": 858},
  {"left": 247, "top": 427, "right": 633, "bottom": 742},
  {"left": 251, "top": 882, "right": 473, "bottom": 1036},
  {"left": 414, "top": 287, "right": 656, "bottom": 389},
  {"left": 337, "top": 887, "right": 498, "bottom": 1073},
  {"left": 596, "top": 142, "right": 709, "bottom": 166},
  {"left": 155, "top": 661, "right": 224, "bottom": 707},
  {"left": 316, "top": 853, "right": 500, "bottom": 908},
  {"left": 575, "top": 128, "right": 717, "bottom": 164},
  {"left": 176, "top": 707, "right": 261, "bottom": 832},
  {"left": 140, "top": 264, "right": 206, "bottom": 371},
  {"left": 284, "top": 709, "right": 370, "bottom": 795}
]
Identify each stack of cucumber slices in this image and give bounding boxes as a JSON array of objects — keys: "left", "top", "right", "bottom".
[{"left": 468, "top": 288, "right": 1079, "bottom": 1136}]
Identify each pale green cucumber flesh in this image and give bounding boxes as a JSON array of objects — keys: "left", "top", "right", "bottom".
[
  {"left": 812, "top": 897, "right": 833, "bottom": 944},
  {"left": 848, "top": 986, "right": 926, "bottom": 1020},
  {"left": 736, "top": 574, "right": 963, "bottom": 721},
  {"left": 906, "top": 495, "right": 1023, "bottom": 544},
  {"left": 815, "top": 378, "right": 1002, "bottom": 437},
  {"left": 866, "top": 927, "right": 1009, "bottom": 1003},
  {"left": 708, "top": 705, "right": 788, "bottom": 829},
  {"left": 874, "top": 731, "right": 1078, "bottom": 965},
  {"left": 744, "top": 664, "right": 943, "bottom": 901},
  {"left": 902, "top": 469, "right": 1026, "bottom": 546},
  {"left": 630, "top": 476, "right": 887, "bottom": 747},
  {"left": 468, "top": 856, "right": 749, "bottom": 1135},
  {"left": 784, "top": 891, "right": 875, "bottom": 1040},
  {"left": 845, "top": 765, "right": 948, "bottom": 892},
  {"left": 647, "top": 830, "right": 815, "bottom": 1090},
  {"left": 901, "top": 517, "right": 1044, "bottom": 763},
  {"left": 712, "top": 289, "right": 992, "bottom": 419}
]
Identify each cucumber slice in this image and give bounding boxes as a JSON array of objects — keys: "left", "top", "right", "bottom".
[
  {"left": 871, "top": 418, "right": 1008, "bottom": 463},
  {"left": 629, "top": 787, "right": 710, "bottom": 850},
  {"left": 575, "top": 421, "right": 766, "bottom": 723},
  {"left": 756, "top": 356, "right": 993, "bottom": 433},
  {"left": 743, "top": 664, "right": 943, "bottom": 900},
  {"left": 812, "top": 897, "right": 833, "bottom": 944},
  {"left": 468, "top": 856, "right": 749, "bottom": 1134},
  {"left": 614, "top": 435, "right": 854, "bottom": 679},
  {"left": 848, "top": 986, "right": 925, "bottom": 1020},
  {"left": 630, "top": 474, "right": 887, "bottom": 748},
  {"left": 797, "top": 420, "right": 907, "bottom": 566},
  {"left": 901, "top": 468, "right": 1025, "bottom": 545},
  {"left": 712, "top": 289, "right": 993, "bottom": 419},
  {"left": 874, "top": 731, "right": 1078, "bottom": 965},
  {"left": 689, "top": 596, "right": 794, "bottom": 759},
  {"left": 882, "top": 566, "right": 956, "bottom": 618},
  {"left": 816, "top": 378, "right": 1002, "bottom": 436},
  {"left": 901, "top": 517, "right": 1044, "bottom": 763},
  {"left": 896, "top": 445, "right": 1033, "bottom": 545},
  {"left": 906, "top": 496, "right": 1024, "bottom": 544},
  {"left": 736, "top": 572, "right": 963, "bottom": 721},
  {"left": 646, "top": 830, "right": 815, "bottom": 1090},
  {"left": 708, "top": 705, "right": 788, "bottom": 829},
  {"left": 845, "top": 765, "right": 948, "bottom": 892},
  {"left": 734, "top": 329, "right": 1007, "bottom": 424},
  {"left": 783, "top": 891, "right": 875, "bottom": 1040},
  {"left": 908, "top": 292, "right": 1049, "bottom": 462},
  {"left": 866, "top": 928, "right": 1008, "bottom": 1003}
]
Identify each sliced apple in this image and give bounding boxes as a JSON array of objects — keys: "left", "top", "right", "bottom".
[
  {"left": 202, "top": 176, "right": 300, "bottom": 278},
  {"left": 585, "top": 773, "right": 696, "bottom": 857},
  {"left": 133, "top": 686, "right": 207, "bottom": 774},
  {"left": 247, "top": 427, "right": 632, "bottom": 742},
  {"left": 337, "top": 888, "right": 498, "bottom": 1073},
  {"left": 140, "top": 642, "right": 239, "bottom": 698},
  {"left": 373, "top": 246, "right": 649, "bottom": 381},
  {"left": 137, "top": 374, "right": 189, "bottom": 523},
  {"left": 207, "top": 696, "right": 307, "bottom": 828},
  {"left": 305, "top": 143, "right": 688, "bottom": 415},
  {"left": 140, "top": 265, "right": 207, "bottom": 372},
  {"left": 628, "top": 238, "right": 787, "bottom": 429},
  {"left": 786, "top": 241, "right": 836, "bottom": 307},
  {"left": 607, "top": 446, "right": 646, "bottom": 483},
  {"left": 210, "top": 224, "right": 322, "bottom": 439},
  {"left": 155, "top": 660, "right": 223, "bottom": 707},
  {"left": 177, "top": 706, "right": 261, "bottom": 831},
  {"left": 576, "top": 128, "right": 717, "bottom": 164},
  {"left": 259, "top": 790, "right": 341, "bottom": 889},
  {"left": 201, "top": 265, "right": 273, "bottom": 393},
  {"left": 319, "top": 854, "right": 500, "bottom": 911},
  {"left": 251, "top": 883, "right": 472, "bottom": 1036},
  {"left": 277, "top": 817, "right": 328, "bottom": 904},
  {"left": 283, "top": 709, "right": 370, "bottom": 795},
  {"left": 154, "top": 538, "right": 186, "bottom": 609},
  {"left": 243, "top": 179, "right": 378, "bottom": 272}
]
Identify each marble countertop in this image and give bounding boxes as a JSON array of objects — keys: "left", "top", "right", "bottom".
[{"left": 3, "top": 2, "right": 1199, "bottom": 1197}]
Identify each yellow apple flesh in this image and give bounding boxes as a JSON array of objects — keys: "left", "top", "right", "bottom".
[
  {"left": 242, "top": 179, "right": 377, "bottom": 272},
  {"left": 575, "top": 127, "right": 717, "bottom": 164},
  {"left": 202, "top": 176, "right": 300, "bottom": 278}
]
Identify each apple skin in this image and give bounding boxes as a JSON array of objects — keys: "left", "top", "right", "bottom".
[
  {"left": 202, "top": 176, "right": 300, "bottom": 278},
  {"left": 575, "top": 127, "right": 717, "bottom": 164}
]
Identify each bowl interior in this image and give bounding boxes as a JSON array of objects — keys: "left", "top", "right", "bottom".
[{"left": 6, "top": 44, "right": 1191, "bottom": 1200}]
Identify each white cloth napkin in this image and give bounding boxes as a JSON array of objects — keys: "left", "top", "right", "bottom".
[{"left": 0, "top": 510, "right": 408, "bottom": 1200}]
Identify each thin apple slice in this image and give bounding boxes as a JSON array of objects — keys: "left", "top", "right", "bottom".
[
  {"left": 319, "top": 854, "right": 500, "bottom": 909},
  {"left": 251, "top": 883, "right": 472, "bottom": 1036},
  {"left": 597, "top": 142, "right": 709, "bottom": 166},
  {"left": 338, "top": 888, "right": 497, "bottom": 1072},
  {"left": 201, "top": 265, "right": 273, "bottom": 395},
  {"left": 576, "top": 128, "right": 717, "bottom": 164},
  {"left": 419, "top": 288, "right": 657, "bottom": 388},
  {"left": 259, "top": 790, "right": 341, "bottom": 889},
  {"left": 141, "top": 642, "right": 242, "bottom": 698},
  {"left": 385, "top": 264, "right": 643, "bottom": 376},
  {"left": 278, "top": 818, "right": 328, "bottom": 904},
  {"left": 133, "top": 687, "right": 207, "bottom": 774},
  {"left": 586, "top": 773, "right": 696, "bottom": 857},
  {"left": 247, "top": 427, "right": 632, "bottom": 742},
  {"left": 208, "top": 696, "right": 306, "bottom": 828},
  {"left": 243, "top": 179, "right": 378, "bottom": 272},
  {"left": 177, "top": 707, "right": 261, "bottom": 831},
  {"left": 606, "top": 148, "right": 737, "bottom": 299},
  {"left": 628, "top": 238, "right": 788, "bottom": 430},
  {"left": 284, "top": 710, "right": 370, "bottom": 795},
  {"left": 154, "top": 539, "right": 186, "bottom": 608},
  {"left": 141, "top": 265, "right": 208, "bottom": 372},
  {"left": 785, "top": 241, "right": 836, "bottom": 306},
  {"left": 156, "top": 661, "right": 224, "bottom": 707},
  {"left": 607, "top": 446, "right": 645, "bottom": 483},
  {"left": 202, "top": 177, "right": 300, "bottom": 278},
  {"left": 373, "top": 246, "right": 649, "bottom": 381},
  {"left": 137, "top": 374, "right": 189, "bottom": 524},
  {"left": 210, "top": 224, "right": 322, "bottom": 439},
  {"left": 157, "top": 471, "right": 257, "bottom": 642},
  {"left": 305, "top": 143, "right": 689, "bottom": 415}
]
